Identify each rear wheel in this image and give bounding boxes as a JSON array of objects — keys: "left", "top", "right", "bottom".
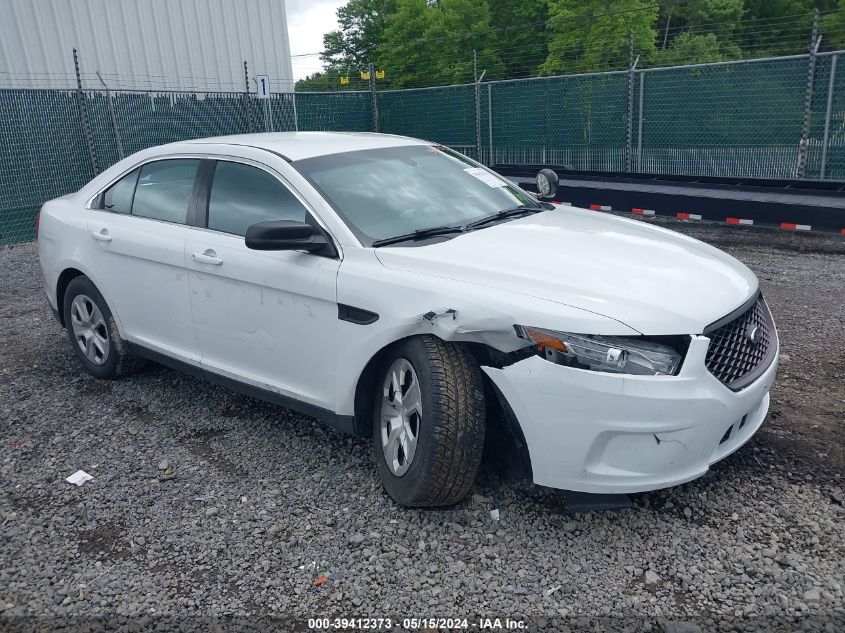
[
  {"left": 372, "top": 336, "right": 485, "bottom": 507},
  {"left": 62, "top": 276, "right": 145, "bottom": 379}
]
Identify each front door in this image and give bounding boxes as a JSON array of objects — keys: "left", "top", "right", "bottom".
[{"left": 185, "top": 159, "right": 340, "bottom": 410}]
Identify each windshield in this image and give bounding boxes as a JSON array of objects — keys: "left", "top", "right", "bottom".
[{"left": 293, "top": 145, "right": 540, "bottom": 245}]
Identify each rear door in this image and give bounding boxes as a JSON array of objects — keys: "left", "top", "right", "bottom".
[
  {"left": 86, "top": 158, "right": 202, "bottom": 364},
  {"left": 185, "top": 158, "right": 341, "bottom": 410}
]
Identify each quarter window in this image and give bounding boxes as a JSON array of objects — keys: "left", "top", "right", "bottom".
[
  {"left": 131, "top": 159, "right": 200, "bottom": 224},
  {"left": 207, "top": 161, "right": 308, "bottom": 236},
  {"left": 101, "top": 168, "right": 139, "bottom": 214}
]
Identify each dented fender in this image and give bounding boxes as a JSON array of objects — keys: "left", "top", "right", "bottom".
[
  {"left": 332, "top": 248, "right": 638, "bottom": 417},
  {"left": 417, "top": 306, "right": 529, "bottom": 352}
]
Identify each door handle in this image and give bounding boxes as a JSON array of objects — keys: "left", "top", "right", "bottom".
[
  {"left": 91, "top": 229, "right": 112, "bottom": 242},
  {"left": 192, "top": 250, "right": 223, "bottom": 265}
]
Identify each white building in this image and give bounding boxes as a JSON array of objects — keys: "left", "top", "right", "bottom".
[{"left": 0, "top": 0, "right": 294, "bottom": 92}]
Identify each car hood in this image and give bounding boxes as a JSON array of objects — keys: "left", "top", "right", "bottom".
[{"left": 374, "top": 207, "right": 758, "bottom": 335}]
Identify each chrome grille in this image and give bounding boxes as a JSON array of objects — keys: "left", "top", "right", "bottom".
[{"left": 705, "top": 297, "right": 776, "bottom": 390}]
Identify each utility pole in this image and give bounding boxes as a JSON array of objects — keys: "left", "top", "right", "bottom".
[
  {"left": 243, "top": 61, "right": 254, "bottom": 133},
  {"left": 73, "top": 48, "right": 99, "bottom": 176},
  {"left": 369, "top": 62, "right": 378, "bottom": 132},
  {"left": 820, "top": 53, "right": 838, "bottom": 179},
  {"left": 625, "top": 31, "right": 636, "bottom": 173},
  {"left": 488, "top": 84, "right": 494, "bottom": 167},
  {"left": 473, "top": 50, "right": 482, "bottom": 162},
  {"left": 796, "top": 9, "right": 820, "bottom": 179},
  {"left": 96, "top": 71, "right": 124, "bottom": 160}
]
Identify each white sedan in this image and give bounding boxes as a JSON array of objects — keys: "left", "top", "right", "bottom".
[{"left": 37, "top": 132, "right": 779, "bottom": 506}]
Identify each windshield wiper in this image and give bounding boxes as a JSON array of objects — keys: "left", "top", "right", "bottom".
[
  {"left": 371, "top": 224, "right": 465, "bottom": 247},
  {"left": 371, "top": 202, "right": 553, "bottom": 247},
  {"left": 464, "top": 204, "right": 550, "bottom": 230}
]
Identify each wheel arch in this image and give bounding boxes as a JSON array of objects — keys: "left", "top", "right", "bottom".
[
  {"left": 55, "top": 267, "right": 125, "bottom": 337},
  {"left": 55, "top": 268, "right": 85, "bottom": 327},
  {"left": 350, "top": 334, "right": 534, "bottom": 480},
  {"left": 352, "top": 335, "right": 410, "bottom": 436}
]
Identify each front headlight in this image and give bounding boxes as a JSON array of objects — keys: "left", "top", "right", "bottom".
[{"left": 514, "top": 326, "right": 683, "bottom": 376}]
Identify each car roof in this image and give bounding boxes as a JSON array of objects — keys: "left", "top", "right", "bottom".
[{"left": 182, "top": 131, "right": 428, "bottom": 161}]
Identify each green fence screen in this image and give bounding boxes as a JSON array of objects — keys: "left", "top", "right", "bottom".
[{"left": 1, "top": 52, "right": 843, "bottom": 245}]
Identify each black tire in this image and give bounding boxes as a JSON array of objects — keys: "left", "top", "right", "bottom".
[
  {"left": 372, "top": 336, "right": 486, "bottom": 507},
  {"left": 62, "top": 275, "right": 145, "bottom": 380}
]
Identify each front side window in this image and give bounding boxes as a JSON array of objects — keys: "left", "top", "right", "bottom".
[
  {"left": 207, "top": 161, "right": 308, "bottom": 236},
  {"left": 131, "top": 159, "right": 200, "bottom": 224},
  {"left": 293, "top": 145, "right": 538, "bottom": 244}
]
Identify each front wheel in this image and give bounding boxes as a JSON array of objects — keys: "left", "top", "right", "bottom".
[{"left": 372, "top": 336, "right": 486, "bottom": 507}]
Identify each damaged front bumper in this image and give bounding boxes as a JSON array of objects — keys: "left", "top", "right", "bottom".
[{"left": 482, "top": 336, "right": 778, "bottom": 494}]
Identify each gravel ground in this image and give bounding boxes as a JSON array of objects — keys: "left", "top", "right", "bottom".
[{"left": 1, "top": 223, "right": 843, "bottom": 632}]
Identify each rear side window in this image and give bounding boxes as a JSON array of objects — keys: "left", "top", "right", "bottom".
[
  {"left": 101, "top": 168, "right": 139, "bottom": 213},
  {"left": 132, "top": 159, "right": 200, "bottom": 224},
  {"left": 207, "top": 161, "right": 308, "bottom": 236}
]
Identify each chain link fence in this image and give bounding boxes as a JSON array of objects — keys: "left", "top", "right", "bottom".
[
  {"left": 636, "top": 56, "right": 811, "bottom": 178},
  {"left": 378, "top": 84, "right": 479, "bottom": 160},
  {"left": 1, "top": 89, "right": 96, "bottom": 246},
  {"left": 487, "top": 71, "right": 631, "bottom": 171},
  {"left": 1, "top": 51, "right": 844, "bottom": 245}
]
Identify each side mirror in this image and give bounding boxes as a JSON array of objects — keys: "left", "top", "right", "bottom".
[
  {"left": 245, "top": 220, "right": 330, "bottom": 253},
  {"left": 536, "top": 168, "right": 559, "bottom": 199}
]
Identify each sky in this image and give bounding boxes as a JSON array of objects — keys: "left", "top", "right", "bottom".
[{"left": 286, "top": 0, "right": 346, "bottom": 81}]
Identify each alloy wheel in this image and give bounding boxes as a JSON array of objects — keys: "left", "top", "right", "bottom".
[
  {"left": 380, "top": 358, "right": 422, "bottom": 476},
  {"left": 70, "top": 294, "right": 109, "bottom": 365}
]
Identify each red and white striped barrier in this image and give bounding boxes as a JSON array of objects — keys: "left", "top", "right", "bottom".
[{"left": 559, "top": 203, "right": 841, "bottom": 235}]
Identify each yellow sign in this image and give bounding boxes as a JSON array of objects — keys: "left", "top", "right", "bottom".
[
  {"left": 360, "top": 70, "right": 370, "bottom": 80},
  {"left": 340, "top": 76, "right": 349, "bottom": 85},
  {"left": 375, "top": 69, "right": 385, "bottom": 80}
]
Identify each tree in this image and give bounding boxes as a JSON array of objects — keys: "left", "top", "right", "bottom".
[
  {"left": 738, "top": 0, "right": 818, "bottom": 57},
  {"left": 821, "top": 3, "right": 845, "bottom": 50},
  {"left": 655, "top": 0, "right": 743, "bottom": 61},
  {"left": 429, "top": 0, "right": 505, "bottom": 83},
  {"left": 295, "top": 70, "right": 365, "bottom": 92},
  {"left": 321, "top": 0, "right": 396, "bottom": 72},
  {"left": 311, "top": 0, "right": 835, "bottom": 87},
  {"left": 377, "top": 0, "right": 504, "bottom": 87},
  {"left": 488, "top": 0, "right": 550, "bottom": 79},
  {"left": 295, "top": 72, "right": 334, "bottom": 92},
  {"left": 681, "top": 0, "right": 744, "bottom": 39},
  {"left": 376, "top": 0, "right": 438, "bottom": 87},
  {"left": 540, "top": 0, "right": 659, "bottom": 75},
  {"left": 653, "top": 32, "right": 726, "bottom": 66},
  {"left": 651, "top": 0, "right": 745, "bottom": 65}
]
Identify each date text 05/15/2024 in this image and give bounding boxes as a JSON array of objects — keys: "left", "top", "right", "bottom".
[{"left": 307, "top": 618, "right": 527, "bottom": 630}]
